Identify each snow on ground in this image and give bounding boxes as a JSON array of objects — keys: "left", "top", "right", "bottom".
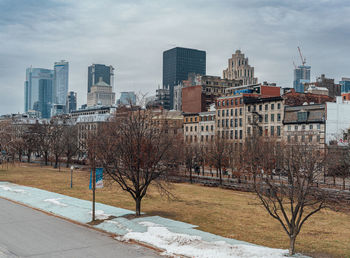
[
  {"left": 118, "top": 222, "right": 288, "bottom": 258},
  {"left": 0, "top": 185, "right": 26, "bottom": 193},
  {"left": 88, "top": 210, "right": 110, "bottom": 220},
  {"left": 44, "top": 198, "right": 68, "bottom": 207}
]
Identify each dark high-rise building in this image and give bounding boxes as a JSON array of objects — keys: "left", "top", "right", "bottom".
[
  {"left": 163, "top": 47, "right": 206, "bottom": 109},
  {"left": 38, "top": 78, "right": 53, "bottom": 119},
  {"left": 66, "top": 91, "right": 77, "bottom": 113},
  {"left": 88, "top": 64, "right": 114, "bottom": 93}
]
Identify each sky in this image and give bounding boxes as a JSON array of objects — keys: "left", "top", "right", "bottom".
[{"left": 0, "top": 0, "right": 349, "bottom": 115}]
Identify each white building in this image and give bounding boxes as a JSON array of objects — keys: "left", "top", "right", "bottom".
[
  {"left": 326, "top": 96, "right": 350, "bottom": 145},
  {"left": 87, "top": 77, "right": 116, "bottom": 107}
]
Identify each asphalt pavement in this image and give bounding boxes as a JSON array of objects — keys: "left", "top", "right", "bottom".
[{"left": 0, "top": 198, "right": 160, "bottom": 258}]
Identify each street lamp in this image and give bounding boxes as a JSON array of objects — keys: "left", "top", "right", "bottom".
[{"left": 70, "top": 165, "right": 74, "bottom": 188}]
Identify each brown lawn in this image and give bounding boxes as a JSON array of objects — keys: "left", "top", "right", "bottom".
[{"left": 0, "top": 162, "right": 349, "bottom": 257}]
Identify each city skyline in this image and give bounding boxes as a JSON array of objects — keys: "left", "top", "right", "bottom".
[{"left": 1, "top": 0, "right": 350, "bottom": 115}]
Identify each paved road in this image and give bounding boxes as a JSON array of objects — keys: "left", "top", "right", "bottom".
[{"left": 0, "top": 198, "right": 160, "bottom": 258}]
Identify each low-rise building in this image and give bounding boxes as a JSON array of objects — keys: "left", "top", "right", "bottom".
[{"left": 283, "top": 104, "right": 326, "bottom": 148}]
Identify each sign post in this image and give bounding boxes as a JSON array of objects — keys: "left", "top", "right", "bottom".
[{"left": 89, "top": 167, "right": 103, "bottom": 221}]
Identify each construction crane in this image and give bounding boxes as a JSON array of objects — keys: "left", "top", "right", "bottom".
[
  {"left": 297, "top": 46, "right": 306, "bottom": 66},
  {"left": 293, "top": 61, "right": 297, "bottom": 69}
]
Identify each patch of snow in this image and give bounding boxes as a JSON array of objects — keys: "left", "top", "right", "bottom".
[
  {"left": 0, "top": 185, "right": 26, "bottom": 193},
  {"left": 89, "top": 210, "right": 110, "bottom": 220},
  {"left": 119, "top": 222, "right": 288, "bottom": 258},
  {"left": 44, "top": 198, "right": 68, "bottom": 207}
]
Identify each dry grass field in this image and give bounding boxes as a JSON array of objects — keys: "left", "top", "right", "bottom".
[{"left": 0, "top": 162, "right": 349, "bottom": 257}]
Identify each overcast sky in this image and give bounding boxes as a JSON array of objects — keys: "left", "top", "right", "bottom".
[{"left": 0, "top": 0, "right": 349, "bottom": 115}]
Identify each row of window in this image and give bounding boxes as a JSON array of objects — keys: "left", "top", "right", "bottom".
[
  {"left": 217, "top": 108, "right": 243, "bottom": 117},
  {"left": 247, "top": 102, "right": 281, "bottom": 112},
  {"left": 287, "top": 135, "right": 321, "bottom": 143},
  {"left": 217, "top": 118, "right": 242, "bottom": 128},
  {"left": 248, "top": 113, "right": 282, "bottom": 123},
  {"left": 185, "top": 125, "right": 215, "bottom": 132},
  {"left": 185, "top": 116, "right": 214, "bottom": 123},
  {"left": 287, "top": 124, "right": 321, "bottom": 131},
  {"left": 217, "top": 98, "right": 243, "bottom": 107}
]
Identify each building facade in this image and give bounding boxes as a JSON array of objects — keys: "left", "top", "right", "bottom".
[
  {"left": 117, "top": 91, "right": 136, "bottom": 106},
  {"left": 24, "top": 68, "right": 54, "bottom": 118},
  {"left": 293, "top": 65, "right": 311, "bottom": 93},
  {"left": 88, "top": 64, "right": 114, "bottom": 93},
  {"left": 340, "top": 77, "right": 350, "bottom": 94},
  {"left": 66, "top": 91, "right": 77, "bottom": 113},
  {"left": 54, "top": 60, "right": 69, "bottom": 106},
  {"left": 223, "top": 50, "right": 258, "bottom": 85},
  {"left": 283, "top": 104, "right": 325, "bottom": 148},
  {"left": 163, "top": 47, "right": 206, "bottom": 109},
  {"left": 87, "top": 78, "right": 116, "bottom": 107}
]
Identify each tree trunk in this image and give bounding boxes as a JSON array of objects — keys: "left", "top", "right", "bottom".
[
  {"left": 219, "top": 168, "right": 222, "bottom": 185},
  {"left": 189, "top": 167, "right": 193, "bottom": 184},
  {"left": 343, "top": 178, "right": 346, "bottom": 190},
  {"left": 135, "top": 197, "right": 141, "bottom": 216},
  {"left": 44, "top": 153, "right": 48, "bottom": 166},
  {"left": 27, "top": 152, "right": 31, "bottom": 163},
  {"left": 289, "top": 236, "right": 296, "bottom": 255}
]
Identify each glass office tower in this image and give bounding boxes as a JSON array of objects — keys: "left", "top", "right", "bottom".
[
  {"left": 163, "top": 47, "right": 206, "bottom": 109},
  {"left": 293, "top": 65, "right": 311, "bottom": 93},
  {"left": 24, "top": 68, "right": 54, "bottom": 118},
  {"left": 88, "top": 64, "right": 114, "bottom": 93},
  {"left": 54, "top": 60, "right": 69, "bottom": 106}
]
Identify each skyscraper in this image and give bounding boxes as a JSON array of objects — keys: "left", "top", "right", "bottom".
[
  {"left": 163, "top": 47, "right": 206, "bottom": 109},
  {"left": 24, "top": 68, "right": 54, "bottom": 118},
  {"left": 223, "top": 50, "right": 258, "bottom": 85},
  {"left": 54, "top": 60, "right": 69, "bottom": 106},
  {"left": 88, "top": 64, "right": 114, "bottom": 93},
  {"left": 293, "top": 65, "right": 311, "bottom": 93},
  {"left": 66, "top": 91, "right": 77, "bottom": 113}
]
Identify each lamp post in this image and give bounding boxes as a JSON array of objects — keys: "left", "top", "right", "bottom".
[{"left": 70, "top": 165, "right": 74, "bottom": 188}]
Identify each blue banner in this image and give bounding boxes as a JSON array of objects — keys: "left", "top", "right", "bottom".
[{"left": 89, "top": 168, "right": 104, "bottom": 189}]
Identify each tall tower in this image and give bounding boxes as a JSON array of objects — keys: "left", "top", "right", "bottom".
[
  {"left": 163, "top": 47, "right": 206, "bottom": 109},
  {"left": 223, "top": 50, "right": 258, "bottom": 85},
  {"left": 24, "top": 68, "right": 54, "bottom": 118},
  {"left": 54, "top": 60, "right": 69, "bottom": 105},
  {"left": 66, "top": 91, "right": 77, "bottom": 113},
  {"left": 293, "top": 65, "right": 311, "bottom": 93},
  {"left": 87, "top": 64, "right": 114, "bottom": 93}
]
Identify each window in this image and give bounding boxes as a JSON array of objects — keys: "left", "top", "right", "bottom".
[
  {"left": 239, "top": 130, "right": 242, "bottom": 139},
  {"left": 247, "top": 127, "right": 251, "bottom": 135},
  {"left": 217, "top": 120, "right": 220, "bottom": 127},
  {"left": 186, "top": 126, "right": 188, "bottom": 132},
  {"left": 295, "top": 125, "right": 298, "bottom": 130},
  {"left": 230, "top": 119, "right": 233, "bottom": 127},
  {"left": 235, "top": 119, "right": 238, "bottom": 127},
  {"left": 309, "top": 135, "right": 313, "bottom": 142},
  {"left": 201, "top": 135, "right": 203, "bottom": 142},
  {"left": 317, "top": 124, "right": 321, "bottom": 130},
  {"left": 317, "top": 135, "right": 320, "bottom": 142},
  {"left": 235, "top": 109, "right": 238, "bottom": 116},
  {"left": 287, "top": 135, "right": 291, "bottom": 142},
  {"left": 239, "top": 118, "right": 242, "bottom": 127},
  {"left": 211, "top": 125, "right": 214, "bottom": 131},
  {"left": 265, "top": 104, "right": 268, "bottom": 111},
  {"left": 190, "top": 126, "right": 193, "bottom": 132},
  {"left": 222, "top": 119, "right": 224, "bottom": 127},
  {"left": 222, "top": 101, "right": 225, "bottom": 106},
  {"left": 240, "top": 98, "right": 243, "bottom": 104},
  {"left": 230, "top": 130, "right": 233, "bottom": 139},
  {"left": 239, "top": 108, "right": 242, "bottom": 116},
  {"left": 302, "top": 135, "right": 305, "bottom": 142},
  {"left": 206, "top": 135, "right": 208, "bottom": 141},
  {"left": 226, "top": 109, "right": 229, "bottom": 116},
  {"left": 248, "top": 106, "right": 251, "bottom": 112},
  {"left": 277, "top": 126, "right": 281, "bottom": 136},
  {"left": 194, "top": 126, "right": 197, "bottom": 131},
  {"left": 288, "top": 125, "right": 291, "bottom": 131},
  {"left": 271, "top": 126, "right": 274, "bottom": 136},
  {"left": 226, "top": 119, "right": 229, "bottom": 127},
  {"left": 222, "top": 110, "right": 225, "bottom": 116},
  {"left": 295, "top": 135, "right": 298, "bottom": 142},
  {"left": 201, "top": 126, "right": 204, "bottom": 131},
  {"left": 297, "top": 111, "right": 308, "bottom": 122},
  {"left": 310, "top": 124, "right": 313, "bottom": 130},
  {"left": 206, "top": 125, "right": 208, "bottom": 131},
  {"left": 271, "top": 114, "right": 274, "bottom": 122},
  {"left": 217, "top": 111, "right": 220, "bottom": 117},
  {"left": 302, "top": 125, "right": 305, "bottom": 130},
  {"left": 259, "top": 105, "right": 262, "bottom": 111},
  {"left": 277, "top": 103, "right": 281, "bottom": 109},
  {"left": 231, "top": 109, "right": 233, "bottom": 116},
  {"left": 231, "top": 99, "right": 234, "bottom": 105},
  {"left": 265, "top": 114, "right": 268, "bottom": 123},
  {"left": 235, "top": 99, "right": 238, "bottom": 105},
  {"left": 248, "top": 116, "right": 251, "bottom": 124},
  {"left": 235, "top": 130, "right": 238, "bottom": 139},
  {"left": 271, "top": 104, "right": 275, "bottom": 110},
  {"left": 277, "top": 113, "right": 281, "bottom": 122},
  {"left": 253, "top": 105, "right": 256, "bottom": 112}
]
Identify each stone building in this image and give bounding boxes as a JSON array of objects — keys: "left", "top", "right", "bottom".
[
  {"left": 283, "top": 104, "right": 326, "bottom": 149},
  {"left": 223, "top": 50, "right": 258, "bottom": 85},
  {"left": 87, "top": 77, "right": 115, "bottom": 107}
]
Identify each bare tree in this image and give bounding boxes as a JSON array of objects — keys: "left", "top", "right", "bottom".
[
  {"left": 62, "top": 124, "right": 79, "bottom": 168},
  {"left": 94, "top": 108, "right": 182, "bottom": 216},
  {"left": 326, "top": 145, "right": 350, "bottom": 190},
  {"left": 49, "top": 118, "right": 65, "bottom": 169},
  {"left": 239, "top": 136, "right": 331, "bottom": 255},
  {"left": 33, "top": 122, "right": 51, "bottom": 166},
  {"left": 206, "top": 134, "right": 231, "bottom": 184}
]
